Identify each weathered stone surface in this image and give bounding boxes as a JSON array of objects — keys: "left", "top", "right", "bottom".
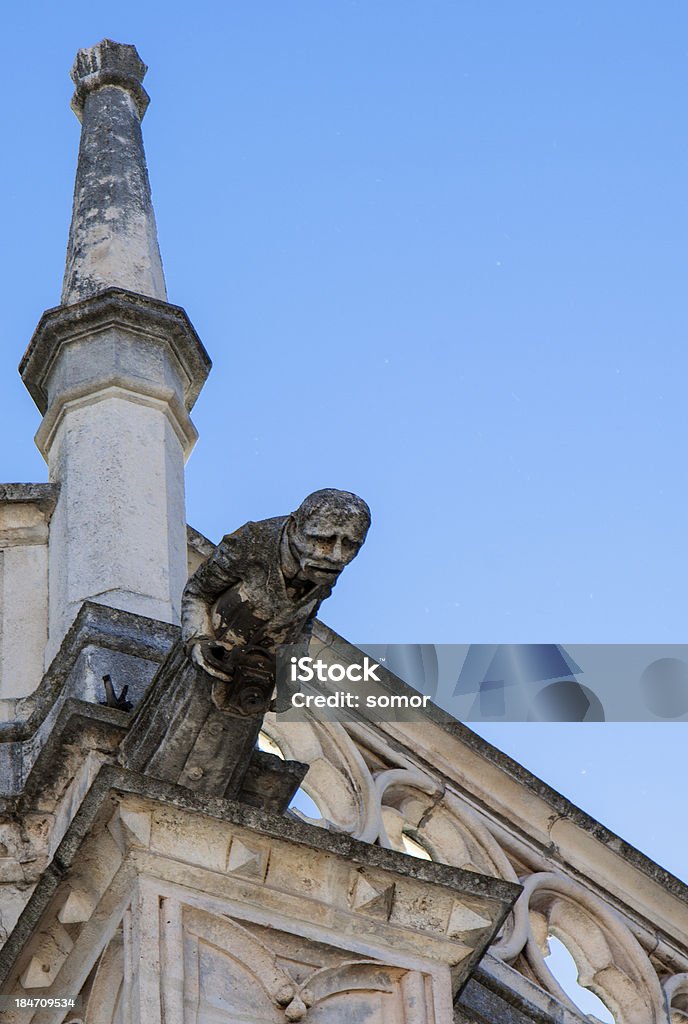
[
  {"left": 120, "top": 638, "right": 304, "bottom": 808},
  {"left": 0, "top": 486, "right": 57, "bottom": 700},
  {"left": 121, "top": 492, "right": 370, "bottom": 801},
  {"left": 19, "top": 41, "right": 212, "bottom": 663},
  {"left": 0, "top": 769, "right": 520, "bottom": 1020},
  {"left": 120, "top": 640, "right": 265, "bottom": 798},
  {"left": 21, "top": 289, "right": 210, "bottom": 416},
  {"left": 0, "top": 485, "right": 59, "bottom": 511},
  {"left": 63, "top": 39, "right": 163, "bottom": 302},
  {"left": 56, "top": 888, "right": 97, "bottom": 925},
  {"left": 186, "top": 523, "right": 215, "bottom": 575},
  {"left": 14, "top": 602, "right": 176, "bottom": 776},
  {"left": 19, "top": 289, "right": 211, "bottom": 658},
  {"left": 350, "top": 873, "right": 396, "bottom": 918},
  {"left": 182, "top": 489, "right": 370, "bottom": 703},
  {"left": 2, "top": 606, "right": 688, "bottom": 1021},
  {"left": 456, "top": 957, "right": 592, "bottom": 1024},
  {"left": 19, "top": 922, "right": 73, "bottom": 989},
  {"left": 70, "top": 38, "right": 149, "bottom": 119},
  {"left": 237, "top": 748, "right": 308, "bottom": 813},
  {"left": 226, "top": 836, "right": 265, "bottom": 877},
  {"left": 0, "top": 600, "right": 173, "bottom": 804},
  {"left": 4, "top": 37, "right": 688, "bottom": 1024},
  {"left": 310, "top": 621, "right": 688, "bottom": 951}
]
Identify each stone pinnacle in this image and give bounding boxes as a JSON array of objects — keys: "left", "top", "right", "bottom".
[{"left": 61, "top": 40, "right": 167, "bottom": 304}]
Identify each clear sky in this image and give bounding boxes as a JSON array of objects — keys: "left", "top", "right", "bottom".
[{"left": 0, "top": 2, "right": 686, "bottom": 886}]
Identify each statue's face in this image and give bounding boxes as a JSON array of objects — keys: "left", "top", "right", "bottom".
[{"left": 287, "top": 511, "right": 366, "bottom": 585}]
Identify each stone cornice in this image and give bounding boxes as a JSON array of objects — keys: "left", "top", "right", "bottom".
[
  {"left": 20, "top": 288, "right": 211, "bottom": 415},
  {"left": 0, "top": 763, "right": 522, "bottom": 992},
  {"left": 0, "top": 484, "right": 59, "bottom": 548},
  {"left": 10, "top": 602, "right": 177, "bottom": 744},
  {"left": 0, "top": 483, "right": 59, "bottom": 515},
  {"left": 70, "top": 39, "right": 149, "bottom": 121}
]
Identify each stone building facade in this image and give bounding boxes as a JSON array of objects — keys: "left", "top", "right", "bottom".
[{"left": 0, "top": 39, "right": 686, "bottom": 1024}]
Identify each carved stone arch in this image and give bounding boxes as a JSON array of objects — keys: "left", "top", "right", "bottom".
[
  {"left": 368, "top": 766, "right": 441, "bottom": 849},
  {"left": 493, "top": 872, "right": 667, "bottom": 1024},
  {"left": 183, "top": 908, "right": 300, "bottom": 1021},
  {"left": 263, "top": 714, "right": 524, "bottom": 886},
  {"left": 663, "top": 972, "right": 688, "bottom": 1023},
  {"left": 261, "top": 713, "right": 380, "bottom": 834},
  {"left": 267, "top": 710, "right": 445, "bottom": 857},
  {"left": 305, "top": 961, "right": 413, "bottom": 1022},
  {"left": 384, "top": 785, "right": 526, "bottom": 952},
  {"left": 410, "top": 789, "right": 519, "bottom": 878}
]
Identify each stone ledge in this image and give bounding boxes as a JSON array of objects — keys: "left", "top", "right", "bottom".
[
  {"left": 17, "top": 699, "right": 128, "bottom": 812},
  {"left": 457, "top": 953, "right": 590, "bottom": 1024},
  {"left": 8, "top": 602, "right": 177, "bottom": 743},
  {"left": 0, "top": 483, "right": 59, "bottom": 548},
  {"left": 0, "top": 763, "right": 522, "bottom": 993},
  {"left": 0, "top": 484, "right": 59, "bottom": 514},
  {"left": 20, "top": 288, "right": 211, "bottom": 414},
  {"left": 64, "top": 766, "right": 523, "bottom": 906},
  {"left": 0, "top": 603, "right": 176, "bottom": 806}
]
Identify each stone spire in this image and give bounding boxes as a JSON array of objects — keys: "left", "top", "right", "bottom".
[
  {"left": 20, "top": 42, "right": 210, "bottom": 664},
  {"left": 61, "top": 39, "right": 167, "bottom": 303}
]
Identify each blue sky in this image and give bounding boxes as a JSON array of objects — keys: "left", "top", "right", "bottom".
[{"left": 0, "top": 3, "right": 686, "bottom": 884}]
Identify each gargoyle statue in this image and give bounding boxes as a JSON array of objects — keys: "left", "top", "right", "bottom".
[{"left": 181, "top": 488, "right": 371, "bottom": 716}]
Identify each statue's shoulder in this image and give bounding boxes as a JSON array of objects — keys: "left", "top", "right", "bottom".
[{"left": 217, "top": 515, "right": 287, "bottom": 563}]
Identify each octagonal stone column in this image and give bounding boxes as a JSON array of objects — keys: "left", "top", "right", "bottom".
[{"left": 21, "top": 291, "right": 210, "bottom": 663}]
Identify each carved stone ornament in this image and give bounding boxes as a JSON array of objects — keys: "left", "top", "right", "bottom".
[
  {"left": 181, "top": 488, "right": 370, "bottom": 717},
  {"left": 119, "top": 490, "right": 369, "bottom": 802}
]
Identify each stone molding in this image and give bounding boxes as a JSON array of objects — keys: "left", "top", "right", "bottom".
[
  {"left": 19, "top": 288, "right": 211, "bottom": 416},
  {"left": 0, "top": 484, "right": 58, "bottom": 549},
  {"left": 70, "top": 39, "right": 150, "bottom": 121},
  {"left": 34, "top": 383, "right": 199, "bottom": 460},
  {"left": 309, "top": 621, "right": 688, "bottom": 935},
  {"left": 0, "top": 767, "right": 520, "bottom": 1014},
  {"left": 459, "top": 954, "right": 597, "bottom": 1024},
  {"left": 261, "top": 629, "right": 688, "bottom": 1021},
  {"left": 11, "top": 602, "right": 176, "bottom": 746},
  {"left": 0, "top": 485, "right": 59, "bottom": 512}
]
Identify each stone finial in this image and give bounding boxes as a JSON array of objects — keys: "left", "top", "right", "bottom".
[
  {"left": 61, "top": 40, "right": 167, "bottom": 304},
  {"left": 70, "top": 39, "right": 149, "bottom": 121}
]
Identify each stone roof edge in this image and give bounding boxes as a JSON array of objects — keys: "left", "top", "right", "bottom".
[
  {"left": 18, "top": 697, "right": 128, "bottom": 809},
  {"left": 186, "top": 523, "right": 215, "bottom": 559},
  {"left": 0, "top": 763, "right": 522, "bottom": 990},
  {"left": 312, "top": 620, "right": 688, "bottom": 910},
  {"left": 0, "top": 483, "right": 59, "bottom": 515},
  {"left": 5, "top": 602, "right": 177, "bottom": 741},
  {"left": 20, "top": 288, "right": 211, "bottom": 414},
  {"left": 465, "top": 953, "right": 590, "bottom": 1024}
]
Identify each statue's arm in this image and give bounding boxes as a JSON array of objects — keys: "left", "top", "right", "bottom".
[{"left": 181, "top": 540, "right": 240, "bottom": 646}]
